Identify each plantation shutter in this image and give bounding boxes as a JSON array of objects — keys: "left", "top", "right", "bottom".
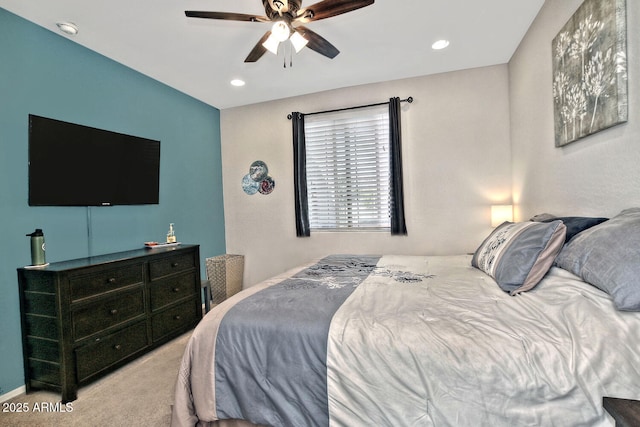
[{"left": 304, "top": 105, "right": 391, "bottom": 230}]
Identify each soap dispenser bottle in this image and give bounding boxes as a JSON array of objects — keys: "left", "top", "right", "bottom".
[{"left": 167, "top": 223, "right": 176, "bottom": 243}]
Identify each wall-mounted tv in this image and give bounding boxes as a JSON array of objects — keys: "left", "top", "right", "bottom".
[{"left": 28, "top": 114, "right": 161, "bottom": 206}]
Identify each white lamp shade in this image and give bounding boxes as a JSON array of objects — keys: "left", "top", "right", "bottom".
[
  {"left": 271, "top": 21, "right": 290, "bottom": 42},
  {"left": 491, "top": 205, "right": 513, "bottom": 227},
  {"left": 262, "top": 34, "right": 280, "bottom": 55},
  {"left": 263, "top": 21, "right": 292, "bottom": 55},
  {"left": 290, "top": 31, "right": 309, "bottom": 53}
]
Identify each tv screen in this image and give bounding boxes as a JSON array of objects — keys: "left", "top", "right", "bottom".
[{"left": 28, "top": 114, "right": 161, "bottom": 206}]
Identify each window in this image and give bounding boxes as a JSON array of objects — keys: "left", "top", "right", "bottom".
[
  {"left": 292, "top": 97, "right": 407, "bottom": 237},
  {"left": 304, "top": 105, "right": 391, "bottom": 231}
]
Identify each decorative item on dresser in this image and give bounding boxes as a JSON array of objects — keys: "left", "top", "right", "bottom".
[{"left": 17, "top": 244, "right": 201, "bottom": 403}]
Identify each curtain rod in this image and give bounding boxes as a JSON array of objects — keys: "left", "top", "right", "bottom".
[{"left": 287, "top": 96, "right": 413, "bottom": 120}]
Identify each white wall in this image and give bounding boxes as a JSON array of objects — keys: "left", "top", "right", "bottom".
[
  {"left": 221, "top": 66, "right": 512, "bottom": 286},
  {"left": 510, "top": 0, "right": 640, "bottom": 220}
]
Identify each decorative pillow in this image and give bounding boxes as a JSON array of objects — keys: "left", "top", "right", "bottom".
[
  {"left": 472, "top": 220, "right": 567, "bottom": 295},
  {"left": 541, "top": 216, "right": 609, "bottom": 242},
  {"left": 555, "top": 208, "right": 640, "bottom": 311}
]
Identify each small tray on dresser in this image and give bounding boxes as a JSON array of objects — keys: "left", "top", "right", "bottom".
[{"left": 144, "top": 242, "right": 181, "bottom": 248}]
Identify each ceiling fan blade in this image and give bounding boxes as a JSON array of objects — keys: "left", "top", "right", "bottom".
[
  {"left": 295, "top": 0, "right": 374, "bottom": 23},
  {"left": 296, "top": 26, "right": 339, "bottom": 59},
  {"left": 185, "top": 11, "right": 270, "bottom": 23},
  {"left": 245, "top": 31, "right": 272, "bottom": 63}
]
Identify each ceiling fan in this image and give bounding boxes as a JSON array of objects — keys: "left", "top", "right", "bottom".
[{"left": 185, "top": 0, "right": 375, "bottom": 63}]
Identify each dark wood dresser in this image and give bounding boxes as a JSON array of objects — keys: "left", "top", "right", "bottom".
[{"left": 17, "top": 244, "right": 201, "bottom": 402}]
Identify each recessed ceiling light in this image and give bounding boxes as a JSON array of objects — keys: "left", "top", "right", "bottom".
[
  {"left": 431, "top": 39, "right": 450, "bottom": 50},
  {"left": 230, "top": 79, "right": 246, "bottom": 87},
  {"left": 56, "top": 22, "right": 79, "bottom": 36}
]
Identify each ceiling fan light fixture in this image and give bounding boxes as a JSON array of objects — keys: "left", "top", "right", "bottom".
[
  {"left": 262, "top": 34, "right": 281, "bottom": 55},
  {"left": 271, "top": 20, "right": 291, "bottom": 42},
  {"left": 290, "top": 31, "right": 308, "bottom": 53},
  {"left": 263, "top": 21, "right": 290, "bottom": 55}
]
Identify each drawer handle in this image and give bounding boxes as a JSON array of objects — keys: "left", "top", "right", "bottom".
[
  {"left": 108, "top": 278, "right": 117, "bottom": 284},
  {"left": 172, "top": 287, "right": 180, "bottom": 293},
  {"left": 109, "top": 309, "right": 118, "bottom": 315},
  {"left": 114, "top": 344, "right": 122, "bottom": 351},
  {"left": 174, "top": 315, "right": 181, "bottom": 321}
]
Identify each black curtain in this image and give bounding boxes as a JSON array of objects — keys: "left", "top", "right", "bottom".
[
  {"left": 389, "top": 97, "right": 408, "bottom": 235},
  {"left": 292, "top": 112, "right": 310, "bottom": 237}
]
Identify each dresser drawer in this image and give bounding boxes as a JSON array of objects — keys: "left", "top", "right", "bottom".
[
  {"left": 75, "top": 321, "right": 148, "bottom": 383},
  {"left": 151, "top": 299, "right": 199, "bottom": 342},
  {"left": 69, "top": 263, "right": 144, "bottom": 301},
  {"left": 149, "top": 253, "right": 196, "bottom": 280},
  {"left": 72, "top": 288, "right": 145, "bottom": 341},
  {"left": 150, "top": 272, "right": 197, "bottom": 311}
]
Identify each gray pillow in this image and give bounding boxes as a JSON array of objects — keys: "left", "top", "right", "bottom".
[
  {"left": 541, "top": 216, "right": 609, "bottom": 242},
  {"left": 472, "top": 220, "right": 567, "bottom": 295},
  {"left": 555, "top": 208, "right": 640, "bottom": 311}
]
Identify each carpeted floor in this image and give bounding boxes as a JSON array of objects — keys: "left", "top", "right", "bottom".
[{"left": 1, "top": 331, "right": 192, "bottom": 427}]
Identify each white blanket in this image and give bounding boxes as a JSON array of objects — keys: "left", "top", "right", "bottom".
[{"left": 327, "top": 255, "right": 640, "bottom": 426}]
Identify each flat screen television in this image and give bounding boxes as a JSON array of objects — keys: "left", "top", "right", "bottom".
[{"left": 28, "top": 114, "right": 161, "bottom": 206}]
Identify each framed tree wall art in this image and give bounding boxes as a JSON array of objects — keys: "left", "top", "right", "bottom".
[{"left": 552, "top": 0, "right": 628, "bottom": 147}]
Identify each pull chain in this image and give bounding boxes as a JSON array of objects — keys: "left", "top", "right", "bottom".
[{"left": 281, "top": 42, "right": 294, "bottom": 68}]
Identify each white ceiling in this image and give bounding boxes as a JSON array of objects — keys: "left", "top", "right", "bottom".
[{"left": 0, "top": 0, "right": 544, "bottom": 109}]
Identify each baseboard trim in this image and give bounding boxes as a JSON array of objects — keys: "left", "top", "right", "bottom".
[{"left": 0, "top": 386, "right": 26, "bottom": 403}]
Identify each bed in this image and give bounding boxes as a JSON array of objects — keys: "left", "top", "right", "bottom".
[{"left": 172, "top": 208, "right": 640, "bottom": 427}]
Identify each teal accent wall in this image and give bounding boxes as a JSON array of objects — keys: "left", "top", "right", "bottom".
[{"left": 0, "top": 8, "right": 226, "bottom": 395}]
